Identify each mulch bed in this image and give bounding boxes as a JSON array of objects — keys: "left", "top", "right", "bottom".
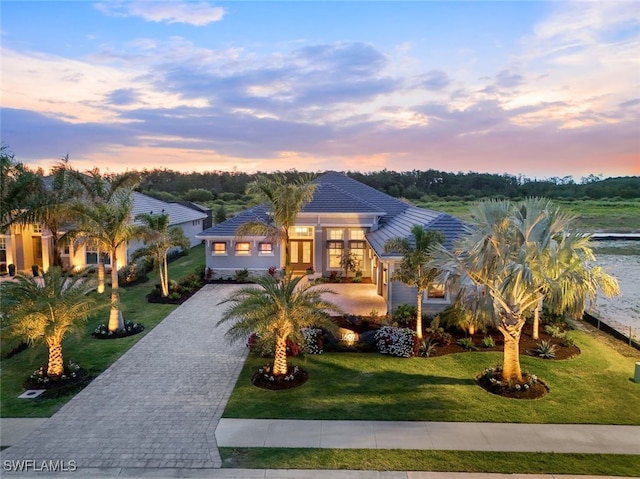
[
  {"left": 476, "top": 371, "right": 549, "bottom": 400},
  {"left": 251, "top": 365, "right": 309, "bottom": 390},
  {"left": 23, "top": 366, "right": 92, "bottom": 399}
]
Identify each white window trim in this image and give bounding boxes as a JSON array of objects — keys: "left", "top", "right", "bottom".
[
  {"left": 234, "top": 242, "right": 252, "bottom": 256},
  {"left": 424, "top": 283, "right": 450, "bottom": 304},
  {"left": 212, "top": 242, "right": 228, "bottom": 256},
  {"left": 258, "top": 242, "right": 274, "bottom": 256}
]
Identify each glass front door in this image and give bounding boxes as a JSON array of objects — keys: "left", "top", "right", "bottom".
[{"left": 289, "top": 240, "right": 313, "bottom": 271}]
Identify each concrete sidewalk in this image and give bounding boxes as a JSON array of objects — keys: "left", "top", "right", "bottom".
[{"left": 215, "top": 419, "right": 640, "bottom": 454}]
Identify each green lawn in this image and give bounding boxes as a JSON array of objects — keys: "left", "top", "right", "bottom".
[
  {"left": 223, "top": 330, "right": 640, "bottom": 425},
  {"left": 219, "top": 449, "right": 640, "bottom": 476},
  {"left": 0, "top": 245, "right": 205, "bottom": 418},
  {"left": 414, "top": 198, "right": 640, "bottom": 233}
]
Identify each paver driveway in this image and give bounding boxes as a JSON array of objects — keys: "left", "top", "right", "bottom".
[{"left": 2, "top": 284, "right": 248, "bottom": 469}]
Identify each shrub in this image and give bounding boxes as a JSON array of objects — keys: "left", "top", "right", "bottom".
[
  {"left": 301, "top": 328, "right": 324, "bottom": 354},
  {"left": 544, "top": 325, "right": 567, "bottom": 340},
  {"left": 235, "top": 268, "right": 249, "bottom": 282},
  {"left": 393, "top": 304, "right": 417, "bottom": 327},
  {"left": 457, "top": 337, "right": 478, "bottom": 351},
  {"left": 481, "top": 336, "right": 496, "bottom": 348},
  {"left": 417, "top": 339, "right": 438, "bottom": 357},
  {"left": 375, "top": 326, "right": 416, "bottom": 358},
  {"left": 531, "top": 339, "right": 557, "bottom": 359}
]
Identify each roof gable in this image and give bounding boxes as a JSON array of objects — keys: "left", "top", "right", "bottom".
[{"left": 132, "top": 192, "right": 207, "bottom": 226}]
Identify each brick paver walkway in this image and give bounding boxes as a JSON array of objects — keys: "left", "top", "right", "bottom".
[{"left": 1, "top": 284, "right": 247, "bottom": 469}]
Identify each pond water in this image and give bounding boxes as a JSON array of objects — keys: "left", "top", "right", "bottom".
[{"left": 591, "top": 240, "right": 640, "bottom": 340}]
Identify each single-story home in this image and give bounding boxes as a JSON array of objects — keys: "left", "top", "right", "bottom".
[
  {"left": 0, "top": 192, "right": 207, "bottom": 274},
  {"left": 196, "top": 172, "right": 466, "bottom": 314}
]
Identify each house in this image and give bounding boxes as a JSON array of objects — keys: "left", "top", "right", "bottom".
[
  {"left": 0, "top": 192, "right": 207, "bottom": 274},
  {"left": 196, "top": 172, "right": 466, "bottom": 314}
]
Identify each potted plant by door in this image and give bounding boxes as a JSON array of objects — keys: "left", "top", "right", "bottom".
[
  {"left": 32, "top": 264, "right": 40, "bottom": 277},
  {"left": 8, "top": 264, "right": 16, "bottom": 276}
]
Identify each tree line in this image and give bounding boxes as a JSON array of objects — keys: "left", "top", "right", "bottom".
[{"left": 139, "top": 168, "right": 640, "bottom": 202}]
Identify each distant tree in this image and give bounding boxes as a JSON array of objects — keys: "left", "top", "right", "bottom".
[
  {"left": 183, "top": 188, "right": 214, "bottom": 202},
  {"left": 214, "top": 205, "right": 228, "bottom": 224}
]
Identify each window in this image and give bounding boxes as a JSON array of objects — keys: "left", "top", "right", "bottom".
[
  {"left": 426, "top": 283, "right": 448, "bottom": 302},
  {"left": 32, "top": 224, "right": 42, "bottom": 234},
  {"left": 328, "top": 229, "right": 344, "bottom": 240},
  {"left": 192, "top": 220, "right": 201, "bottom": 226},
  {"left": 85, "top": 242, "right": 110, "bottom": 265},
  {"left": 235, "top": 242, "right": 251, "bottom": 256},
  {"left": 292, "top": 226, "right": 313, "bottom": 238},
  {"left": 212, "top": 242, "right": 227, "bottom": 255},
  {"left": 350, "top": 229, "right": 365, "bottom": 240},
  {"left": 258, "top": 242, "right": 273, "bottom": 255},
  {"left": 349, "top": 240, "right": 366, "bottom": 270},
  {"left": 327, "top": 240, "right": 343, "bottom": 268}
]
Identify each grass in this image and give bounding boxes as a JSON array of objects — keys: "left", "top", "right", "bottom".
[
  {"left": 414, "top": 198, "right": 640, "bottom": 232},
  {"left": 0, "top": 245, "right": 205, "bottom": 418},
  {"left": 219, "top": 449, "right": 640, "bottom": 476},
  {"left": 223, "top": 330, "right": 640, "bottom": 425}
]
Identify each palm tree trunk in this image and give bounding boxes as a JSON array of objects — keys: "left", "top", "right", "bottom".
[
  {"left": 468, "top": 323, "right": 476, "bottom": 336},
  {"left": 415, "top": 291, "right": 423, "bottom": 340},
  {"left": 160, "top": 256, "right": 169, "bottom": 297},
  {"left": 97, "top": 254, "right": 105, "bottom": 294},
  {"left": 532, "top": 298, "right": 542, "bottom": 340},
  {"left": 107, "top": 249, "right": 124, "bottom": 332},
  {"left": 273, "top": 335, "right": 288, "bottom": 375},
  {"left": 46, "top": 339, "right": 64, "bottom": 377},
  {"left": 498, "top": 318, "right": 525, "bottom": 382}
]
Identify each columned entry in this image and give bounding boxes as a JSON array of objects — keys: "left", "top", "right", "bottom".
[{"left": 290, "top": 240, "right": 313, "bottom": 271}]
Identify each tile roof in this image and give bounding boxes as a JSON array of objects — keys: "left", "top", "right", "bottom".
[
  {"left": 197, "top": 172, "right": 466, "bottom": 251},
  {"left": 132, "top": 192, "right": 207, "bottom": 226},
  {"left": 367, "top": 206, "right": 466, "bottom": 257},
  {"left": 198, "top": 204, "right": 270, "bottom": 237}
]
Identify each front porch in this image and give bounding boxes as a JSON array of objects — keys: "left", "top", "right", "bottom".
[{"left": 317, "top": 282, "right": 387, "bottom": 316}]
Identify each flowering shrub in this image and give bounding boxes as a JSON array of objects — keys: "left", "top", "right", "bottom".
[
  {"left": 92, "top": 320, "right": 144, "bottom": 339},
  {"left": 375, "top": 326, "right": 416, "bottom": 357},
  {"left": 479, "top": 366, "right": 539, "bottom": 391},
  {"left": 302, "top": 328, "right": 324, "bottom": 354},
  {"left": 257, "top": 364, "right": 300, "bottom": 381}
]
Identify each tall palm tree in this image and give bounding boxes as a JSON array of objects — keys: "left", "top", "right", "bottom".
[
  {"left": 433, "top": 198, "right": 619, "bottom": 383},
  {"left": 384, "top": 225, "right": 444, "bottom": 339},
  {"left": 0, "top": 267, "right": 104, "bottom": 377},
  {"left": 131, "top": 212, "right": 190, "bottom": 297},
  {"left": 6, "top": 157, "right": 82, "bottom": 268},
  {"left": 218, "top": 274, "right": 342, "bottom": 376},
  {"left": 236, "top": 174, "right": 315, "bottom": 271},
  {"left": 69, "top": 187, "right": 137, "bottom": 332},
  {"left": 0, "top": 145, "right": 43, "bottom": 231},
  {"left": 66, "top": 168, "right": 140, "bottom": 293}
]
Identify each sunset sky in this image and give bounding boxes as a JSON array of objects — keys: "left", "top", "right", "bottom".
[{"left": 1, "top": 1, "right": 638, "bottom": 179}]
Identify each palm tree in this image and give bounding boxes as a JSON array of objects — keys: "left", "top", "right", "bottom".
[
  {"left": 384, "top": 225, "right": 444, "bottom": 339},
  {"left": 131, "top": 212, "right": 190, "bottom": 297},
  {"left": 69, "top": 187, "right": 137, "bottom": 332},
  {"left": 218, "top": 273, "right": 342, "bottom": 376},
  {"left": 236, "top": 174, "right": 315, "bottom": 272},
  {"left": 66, "top": 168, "right": 140, "bottom": 293},
  {"left": 0, "top": 267, "right": 104, "bottom": 377},
  {"left": 6, "top": 157, "right": 82, "bottom": 268},
  {"left": 434, "top": 198, "right": 619, "bottom": 383}
]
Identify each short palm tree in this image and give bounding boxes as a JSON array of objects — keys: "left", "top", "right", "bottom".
[
  {"left": 384, "top": 225, "right": 444, "bottom": 339},
  {"left": 132, "top": 212, "right": 190, "bottom": 297},
  {"left": 236, "top": 174, "right": 315, "bottom": 272},
  {"left": 0, "top": 267, "right": 104, "bottom": 377},
  {"left": 218, "top": 273, "right": 342, "bottom": 376}
]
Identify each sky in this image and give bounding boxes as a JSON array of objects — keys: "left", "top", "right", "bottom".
[{"left": 1, "top": 1, "right": 639, "bottom": 179}]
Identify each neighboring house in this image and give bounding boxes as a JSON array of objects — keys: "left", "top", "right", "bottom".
[
  {"left": 172, "top": 201, "right": 213, "bottom": 231},
  {"left": 0, "top": 192, "right": 206, "bottom": 274},
  {"left": 196, "top": 172, "right": 466, "bottom": 314}
]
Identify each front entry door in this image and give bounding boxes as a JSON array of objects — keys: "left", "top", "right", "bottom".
[{"left": 289, "top": 240, "right": 313, "bottom": 271}]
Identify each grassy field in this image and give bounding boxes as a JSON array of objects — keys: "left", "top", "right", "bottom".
[
  {"left": 223, "top": 330, "right": 640, "bottom": 425},
  {"left": 0, "top": 245, "right": 205, "bottom": 418},
  {"left": 219, "top": 449, "right": 640, "bottom": 476},
  {"left": 413, "top": 198, "right": 640, "bottom": 233}
]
